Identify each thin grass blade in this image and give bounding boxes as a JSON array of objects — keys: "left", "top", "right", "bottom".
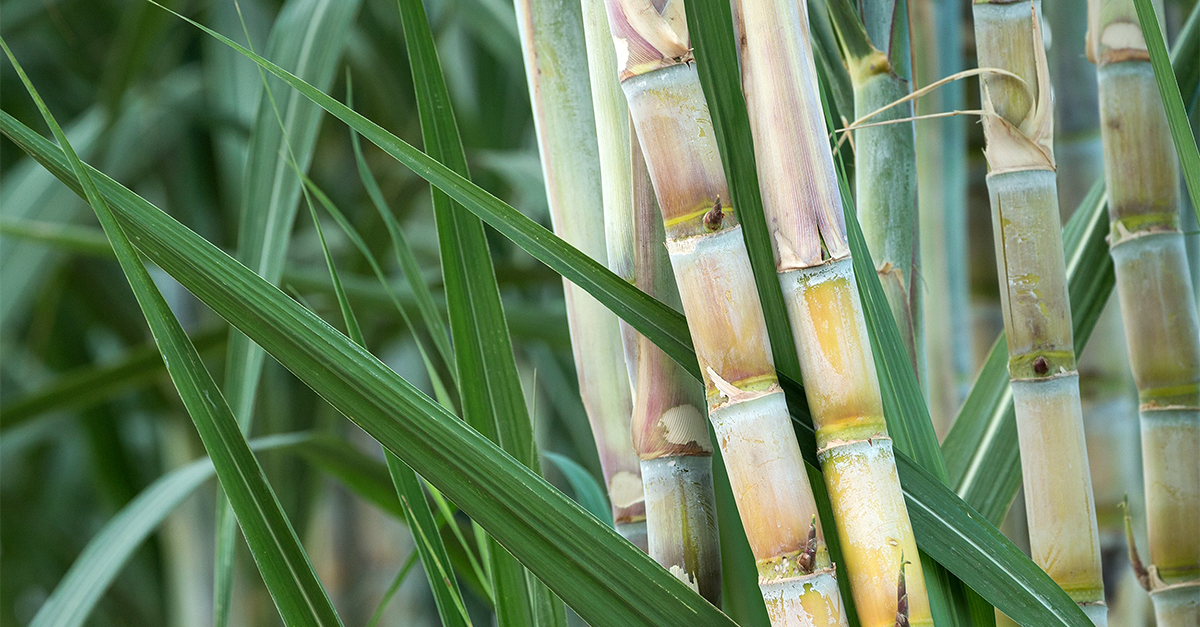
[
  {"left": 300, "top": 166, "right": 472, "bottom": 627},
  {"left": 393, "top": 0, "right": 560, "bottom": 622},
  {"left": 213, "top": 2, "right": 361, "bottom": 622},
  {"left": 1133, "top": 0, "right": 1200, "bottom": 220},
  {"left": 1, "top": 42, "right": 343, "bottom": 627},
  {"left": 4, "top": 107, "right": 1097, "bottom": 627},
  {"left": 347, "top": 75, "right": 456, "bottom": 377}
]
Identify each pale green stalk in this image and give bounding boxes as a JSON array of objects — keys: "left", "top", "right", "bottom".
[
  {"left": 913, "top": 0, "right": 970, "bottom": 437},
  {"left": 583, "top": 0, "right": 722, "bottom": 598},
  {"left": 972, "top": 2, "right": 1107, "bottom": 623},
  {"left": 581, "top": 0, "right": 639, "bottom": 390},
  {"left": 1050, "top": 0, "right": 1148, "bottom": 618},
  {"left": 1088, "top": 0, "right": 1200, "bottom": 623},
  {"left": 832, "top": 0, "right": 924, "bottom": 380},
  {"left": 513, "top": 0, "right": 646, "bottom": 542},
  {"left": 601, "top": 0, "right": 849, "bottom": 622}
]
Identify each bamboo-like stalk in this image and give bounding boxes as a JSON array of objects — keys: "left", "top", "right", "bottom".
[
  {"left": 599, "top": 1, "right": 848, "bottom": 623},
  {"left": 972, "top": 2, "right": 1107, "bottom": 623},
  {"left": 513, "top": 0, "right": 647, "bottom": 546},
  {"left": 833, "top": 0, "right": 924, "bottom": 380},
  {"left": 630, "top": 129, "right": 722, "bottom": 602},
  {"left": 1088, "top": 0, "right": 1200, "bottom": 622},
  {"left": 1049, "top": 0, "right": 1150, "bottom": 618},
  {"left": 913, "top": 0, "right": 970, "bottom": 438},
  {"left": 582, "top": 0, "right": 722, "bottom": 601},
  {"left": 732, "top": 1, "right": 930, "bottom": 625}
]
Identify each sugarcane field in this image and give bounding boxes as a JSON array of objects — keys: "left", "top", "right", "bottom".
[{"left": 3, "top": 0, "right": 1199, "bottom": 625}]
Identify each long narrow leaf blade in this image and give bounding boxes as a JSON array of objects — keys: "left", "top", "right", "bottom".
[
  {"left": 1, "top": 42, "right": 343, "bottom": 627},
  {"left": 1133, "top": 0, "right": 1200, "bottom": 220},
  {"left": 214, "top": 2, "right": 361, "bottom": 621},
  {"left": 301, "top": 169, "right": 472, "bottom": 627},
  {"left": 394, "top": 0, "right": 553, "bottom": 621},
  {"left": 2, "top": 109, "right": 735, "bottom": 627}
]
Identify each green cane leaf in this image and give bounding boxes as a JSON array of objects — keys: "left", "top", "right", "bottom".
[
  {"left": 2, "top": 40, "right": 343, "bottom": 627},
  {"left": 212, "top": 2, "right": 362, "bottom": 622},
  {"left": 395, "top": 0, "right": 563, "bottom": 621},
  {"left": 1133, "top": 0, "right": 1200, "bottom": 222},
  {"left": 543, "top": 452, "right": 612, "bottom": 527},
  {"left": 4, "top": 14, "right": 1103, "bottom": 622},
  {"left": 0, "top": 113, "right": 737, "bottom": 627}
]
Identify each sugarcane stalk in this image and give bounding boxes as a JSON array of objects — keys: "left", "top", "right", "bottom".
[
  {"left": 582, "top": 0, "right": 722, "bottom": 601},
  {"left": 513, "top": 0, "right": 647, "bottom": 546},
  {"left": 1088, "top": 0, "right": 1200, "bottom": 622},
  {"left": 629, "top": 130, "right": 722, "bottom": 601},
  {"left": 583, "top": 0, "right": 641, "bottom": 391},
  {"left": 1050, "top": 0, "right": 1151, "bottom": 617},
  {"left": 972, "top": 2, "right": 1107, "bottom": 623},
  {"left": 830, "top": 0, "right": 924, "bottom": 380},
  {"left": 912, "top": 0, "right": 970, "bottom": 437},
  {"left": 600, "top": 1, "right": 848, "bottom": 623},
  {"left": 732, "top": 0, "right": 930, "bottom": 624}
]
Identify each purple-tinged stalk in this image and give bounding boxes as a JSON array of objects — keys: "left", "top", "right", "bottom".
[
  {"left": 513, "top": 0, "right": 646, "bottom": 545},
  {"left": 582, "top": 0, "right": 721, "bottom": 601},
  {"left": 598, "top": 0, "right": 848, "bottom": 622},
  {"left": 731, "top": 0, "right": 930, "bottom": 624}
]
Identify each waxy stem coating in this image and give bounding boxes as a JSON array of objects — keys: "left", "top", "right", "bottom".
[
  {"left": 1089, "top": 0, "right": 1200, "bottom": 619},
  {"left": 974, "top": 1, "right": 1108, "bottom": 621},
  {"left": 734, "top": 0, "right": 931, "bottom": 622},
  {"left": 605, "top": 4, "right": 848, "bottom": 614},
  {"left": 514, "top": 0, "right": 646, "bottom": 534}
]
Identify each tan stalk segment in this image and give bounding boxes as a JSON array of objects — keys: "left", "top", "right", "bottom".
[
  {"left": 514, "top": 0, "right": 646, "bottom": 546},
  {"left": 628, "top": 128, "right": 722, "bottom": 601},
  {"left": 601, "top": 0, "right": 848, "bottom": 623},
  {"left": 732, "top": 0, "right": 931, "bottom": 625},
  {"left": 584, "top": 0, "right": 722, "bottom": 600},
  {"left": 973, "top": 1, "right": 1107, "bottom": 623},
  {"left": 1088, "top": 0, "right": 1200, "bottom": 622}
]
